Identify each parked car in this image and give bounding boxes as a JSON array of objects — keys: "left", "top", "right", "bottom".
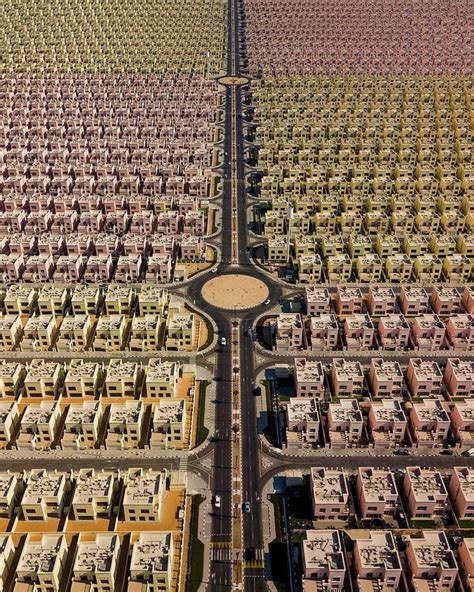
[{"left": 213, "top": 495, "right": 221, "bottom": 508}]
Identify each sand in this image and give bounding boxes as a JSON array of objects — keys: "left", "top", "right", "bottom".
[{"left": 202, "top": 274, "right": 269, "bottom": 309}]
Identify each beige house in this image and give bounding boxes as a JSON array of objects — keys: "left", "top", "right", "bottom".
[
  {"left": 123, "top": 468, "right": 167, "bottom": 522},
  {"left": 105, "top": 360, "right": 142, "bottom": 398},
  {"left": 21, "top": 470, "right": 70, "bottom": 520},
  {"left": 129, "top": 532, "right": 174, "bottom": 592},
  {"left": 151, "top": 399, "right": 187, "bottom": 449},
  {"left": 165, "top": 311, "right": 195, "bottom": 351},
  {"left": 62, "top": 401, "right": 102, "bottom": 450},
  {"left": 105, "top": 401, "right": 144, "bottom": 450},
  {"left": 15, "top": 534, "right": 68, "bottom": 592},
  {"left": 64, "top": 360, "right": 104, "bottom": 398},
  {"left": 24, "top": 360, "right": 65, "bottom": 398},
  {"left": 72, "top": 469, "right": 117, "bottom": 520},
  {"left": 72, "top": 533, "right": 119, "bottom": 592},
  {"left": 145, "top": 359, "right": 181, "bottom": 399},
  {"left": 17, "top": 401, "right": 61, "bottom": 451},
  {"left": 0, "top": 361, "right": 26, "bottom": 398}
]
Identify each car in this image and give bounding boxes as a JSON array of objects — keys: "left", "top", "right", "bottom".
[
  {"left": 220, "top": 337, "right": 227, "bottom": 346},
  {"left": 395, "top": 448, "right": 410, "bottom": 455},
  {"left": 244, "top": 547, "right": 255, "bottom": 561},
  {"left": 211, "top": 267, "right": 218, "bottom": 273},
  {"left": 243, "top": 502, "right": 251, "bottom": 513},
  {"left": 440, "top": 449, "right": 453, "bottom": 455},
  {"left": 213, "top": 495, "right": 221, "bottom": 508},
  {"left": 252, "top": 387, "right": 262, "bottom": 396},
  {"left": 263, "top": 299, "right": 271, "bottom": 305},
  {"left": 465, "top": 448, "right": 474, "bottom": 457}
]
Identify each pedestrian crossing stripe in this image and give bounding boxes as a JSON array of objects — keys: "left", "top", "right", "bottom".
[
  {"left": 243, "top": 560, "right": 265, "bottom": 569},
  {"left": 210, "top": 541, "right": 232, "bottom": 549}
]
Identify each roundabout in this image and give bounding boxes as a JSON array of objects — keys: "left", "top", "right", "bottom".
[{"left": 201, "top": 273, "right": 269, "bottom": 309}]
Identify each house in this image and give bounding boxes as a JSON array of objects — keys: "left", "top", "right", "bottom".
[
  {"left": 301, "top": 530, "right": 346, "bottom": 590},
  {"left": 310, "top": 468, "right": 349, "bottom": 520},
  {"left": 356, "top": 468, "right": 400, "bottom": 519}
]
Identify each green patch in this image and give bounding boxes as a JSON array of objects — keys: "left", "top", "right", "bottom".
[
  {"left": 188, "top": 495, "right": 205, "bottom": 592},
  {"left": 196, "top": 381, "right": 210, "bottom": 446}
]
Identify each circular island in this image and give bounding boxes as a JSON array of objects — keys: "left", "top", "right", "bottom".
[{"left": 202, "top": 274, "right": 269, "bottom": 310}]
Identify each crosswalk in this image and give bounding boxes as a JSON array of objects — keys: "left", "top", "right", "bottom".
[
  {"left": 210, "top": 541, "right": 232, "bottom": 563},
  {"left": 244, "top": 548, "right": 265, "bottom": 569}
]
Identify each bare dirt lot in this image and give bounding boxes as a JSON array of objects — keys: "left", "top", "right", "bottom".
[{"left": 202, "top": 274, "right": 269, "bottom": 309}]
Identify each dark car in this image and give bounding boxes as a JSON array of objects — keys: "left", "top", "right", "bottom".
[
  {"left": 440, "top": 449, "right": 453, "bottom": 455},
  {"left": 252, "top": 387, "right": 262, "bottom": 396},
  {"left": 395, "top": 448, "right": 411, "bottom": 455}
]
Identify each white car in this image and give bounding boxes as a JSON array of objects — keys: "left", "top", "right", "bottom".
[
  {"left": 211, "top": 267, "right": 218, "bottom": 273},
  {"left": 213, "top": 495, "right": 221, "bottom": 508},
  {"left": 263, "top": 299, "right": 270, "bottom": 305},
  {"left": 220, "top": 337, "right": 227, "bottom": 346}
]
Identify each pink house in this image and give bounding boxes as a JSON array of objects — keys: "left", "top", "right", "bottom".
[
  {"left": 368, "top": 399, "right": 407, "bottom": 448},
  {"left": 22, "top": 255, "right": 55, "bottom": 282},
  {"left": 343, "top": 314, "right": 374, "bottom": 350},
  {"left": 403, "top": 467, "right": 450, "bottom": 520},
  {"left": 83, "top": 255, "right": 114, "bottom": 282},
  {"left": 327, "top": 399, "right": 363, "bottom": 448},
  {"left": 405, "top": 531, "right": 458, "bottom": 590},
  {"left": 275, "top": 313, "right": 305, "bottom": 351},
  {"left": 449, "top": 467, "right": 474, "bottom": 519},
  {"left": 356, "top": 468, "right": 400, "bottom": 519},
  {"left": 399, "top": 285, "right": 430, "bottom": 316},
  {"left": 285, "top": 398, "right": 320, "bottom": 448},
  {"left": 368, "top": 358, "right": 404, "bottom": 398},
  {"left": 377, "top": 314, "right": 410, "bottom": 350},
  {"left": 331, "top": 360, "right": 364, "bottom": 397},
  {"left": 335, "top": 286, "right": 364, "bottom": 315},
  {"left": 0, "top": 254, "right": 25, "bottom": 282},
  {"left": 305, "top": 286, "right": 332, "bottom": 315},
  {"left": 366, "top": 286, "right": 397, "bottom": 316},
  {"left": 309, "top": 314, "right": 339, "bottom": 350},
  {"left": 451, "top": 401, "right": 474, "bottom": 447},
  {"left": 145, "top": 255, "right": 173, "bottom": 283},
  {"left": 310, "top": 468, "right": 349, "bottom": 520},
  {"left": 149, "top": 235, "right": 176, "bottom": 257},
  {"left": 353, "top": 531, "right": 402, "bottom": 589},
  {"left": 409, "top": 399, "right": 450, "bottom": 448},
  {"left": 412, "top": 314, "right": 446, "bottom": 350},
  {"left": 54, "top": 255, "right": 85, "bottom": 282},
  {"left": 444, "top": 358, "right": 474, "bottom": 397},
  {"left": 430, "top": 286, "right": 463, "bottom": 315},
  {"left": 302, "top": 530, "right": 346, "bottom": 589},
  {"left": 462, "top": 287, "right": 474, "bottom": 314},
  {"left": 294, "top": 358, "right": 325, "bottom": 398},
  {"left": 458, "top": 538, "right": 474, "bottom": 592},
  {"left": 180, "top": 235, "right": 204, "bottom": 260},
  {"left": 406, "top": 358, "right": 443, "bottom": 397},
  {"left": 446, "top": 315, "right": 474, "bottom": 351},
  {"left": 114, "top": 255, "right": 143, "bottom": 283}
]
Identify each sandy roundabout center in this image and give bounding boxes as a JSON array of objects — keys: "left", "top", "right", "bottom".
[{"left": 201, "top": 274, "right": 269, "bottom": 309}]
